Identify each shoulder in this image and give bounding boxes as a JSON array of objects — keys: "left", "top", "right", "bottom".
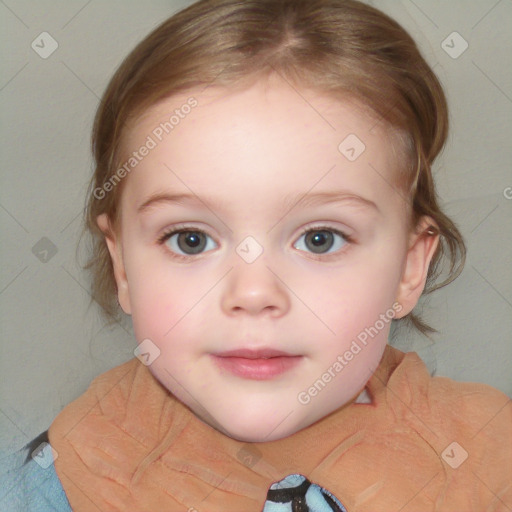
[
  {"left": 383, "top": 349, "right": 512, "bottom": 504},
  {"left": 45, "top": 358, "right": 179, "bottom": 510},
  {"left": 385, "top": 348, "right": 511, "bottom": 437},
  {"left": 48, "top": 357, "right": 142, "bottom": 438},
  {"left": 429, "top": 374, "right": 512, "bottom": 505},
  {"left": 427, "top": 369, "right": 512, "bottom": 463},
  {"left": 401, "top": 350, "right": 511, "bottom": 434}
]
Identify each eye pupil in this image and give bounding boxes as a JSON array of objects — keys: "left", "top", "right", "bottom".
[
  {"left": 311, "top": 233, "right": 326, "bottom": 245},
  {"left": 305, "top": 230, "right": 334, "bottom": 253},
  {"left": 178, "top": 231, "right": 206, "bottom": 254}
]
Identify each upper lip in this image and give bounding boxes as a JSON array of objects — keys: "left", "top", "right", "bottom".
[{"left": 213, "top": 348, "right": 298, "bottom": 359}]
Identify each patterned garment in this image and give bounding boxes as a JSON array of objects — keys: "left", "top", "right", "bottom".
[{"left": 263, "top": 474, "right": 347, "bottom": 512}]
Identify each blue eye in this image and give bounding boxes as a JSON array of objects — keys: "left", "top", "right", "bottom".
[
  {"left": 293, "top": 228, "right": 348, "bottom": 255},
  {"left": 159, "top": 229, "right": 217, "bottom": 256}
]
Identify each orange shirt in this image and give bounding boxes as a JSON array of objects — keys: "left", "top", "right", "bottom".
[{"left": 48, "top": 345, "right": 512, "bottom": 511}]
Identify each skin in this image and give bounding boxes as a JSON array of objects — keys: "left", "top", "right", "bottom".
[{"left": 98, "top": 74, "right": 439, "bottom": 442}]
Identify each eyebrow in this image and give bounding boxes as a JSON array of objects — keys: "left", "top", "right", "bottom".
[
  {"left": 137, "top": 190, "right": 379, "bottom": 214},
  {"left": 281, "top": 191, "right": 379, "bottom": 213},
  {"left": 137, "top": 192, "right": 227, "bottom": 214}
]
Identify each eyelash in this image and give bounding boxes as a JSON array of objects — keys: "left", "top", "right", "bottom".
[
  {"left": 156, "top": 224, "right": 354, "bottom": 261},
  {"left": 295, "top": 225, "right": 353, "bottom": 260},
  {"left": 157, "top": 225, "right": 212, "bottom": 262}
]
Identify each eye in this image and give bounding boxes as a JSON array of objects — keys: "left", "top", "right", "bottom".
[
  {"left": 293, "top": 227, "right": 349, "bottom": 255},
  {"left": 158, "top": 228, "right": 217, "bottom": 256}
]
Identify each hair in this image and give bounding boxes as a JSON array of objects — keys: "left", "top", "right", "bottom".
[{"left": 82, "top": 0, "right": 465, "bottom": 335}]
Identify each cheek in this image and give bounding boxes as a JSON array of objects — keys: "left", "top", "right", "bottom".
[
  {"left": 123, "top": 249, "right": 198, "bottom": 340},
  {"left": 307, "top": 252, "right": 403, "bottom": 347}
]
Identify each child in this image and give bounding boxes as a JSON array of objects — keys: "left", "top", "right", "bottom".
[{"left": 3, "top": 0, "right": 511, "bottom": 510}]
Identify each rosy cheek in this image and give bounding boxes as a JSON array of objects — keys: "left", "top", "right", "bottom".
[{"left": 129, "top": 277, "right": 177, "bottom": 340}]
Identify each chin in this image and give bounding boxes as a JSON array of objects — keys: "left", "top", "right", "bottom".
[
  {"left": 221, "top": 424, "right": 296, "bottom": 443},
  {"left": 207, "top": 408, "right": 310, "bottom": 443}
]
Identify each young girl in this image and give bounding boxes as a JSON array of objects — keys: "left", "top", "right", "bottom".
[{"left": 3, "top": 0, "right": 511, "bottom": 510}]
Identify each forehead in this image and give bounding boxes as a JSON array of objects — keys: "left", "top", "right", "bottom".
[{"left": 119, "top": 76, "right": 405, "bottom": 213}]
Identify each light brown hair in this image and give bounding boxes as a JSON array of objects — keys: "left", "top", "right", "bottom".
[{"left": 82, "top": 0, "right": 465, "bottom": 335}]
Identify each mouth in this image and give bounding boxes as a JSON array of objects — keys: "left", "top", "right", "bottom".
[{"left": 211, "top": 348, "right": 303, "bottom": 380}]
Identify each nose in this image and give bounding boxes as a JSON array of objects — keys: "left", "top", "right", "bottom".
[{"left": 220, "top": 259, "right": 291, "bottom": 317}]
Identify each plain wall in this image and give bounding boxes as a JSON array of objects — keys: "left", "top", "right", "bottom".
[{"left": 1, "top": 0, "right": 511, "bottom": 452}]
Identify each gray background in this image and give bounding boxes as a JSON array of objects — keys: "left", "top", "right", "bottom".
[{"left": 1, "top": 0, "right": 511, "bottom": 452}]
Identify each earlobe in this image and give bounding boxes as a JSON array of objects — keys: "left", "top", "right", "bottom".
[
  {"left": 395, "top": 217, "right": 440, "bottom": 318},
  {"left": 96, "top": 214, "right": 132, "bottom": 315}
]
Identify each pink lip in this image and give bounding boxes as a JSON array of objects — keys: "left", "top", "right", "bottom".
[
  {"left": 214, "top": 348, "right": 295, "bottom": 359},
  {"left": 211, "top": 348, "right": 302, "bottom": 380}
]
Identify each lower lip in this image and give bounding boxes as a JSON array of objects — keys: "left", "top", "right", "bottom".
[{"left": 211, "top": 355, "right": 302, "bottom": 380}]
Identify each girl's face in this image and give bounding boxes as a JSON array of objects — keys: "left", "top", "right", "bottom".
[{"left": 100, "top": 75, "right": 437, "bottom": 441}]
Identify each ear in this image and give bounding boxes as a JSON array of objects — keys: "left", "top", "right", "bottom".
[
  {"left": 96, "top": 213, "right": 131, "bottom": 315},
  {"left": 395, "top": 216, "right": 440, "bottom": 318}
]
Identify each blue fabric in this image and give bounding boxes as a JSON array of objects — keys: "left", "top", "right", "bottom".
[
  {"left": 0, "top": 433, "right": 71, "bottom": 512},
  {"left": 263, "top": 474, "right": 347, "bottom": 512}
]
